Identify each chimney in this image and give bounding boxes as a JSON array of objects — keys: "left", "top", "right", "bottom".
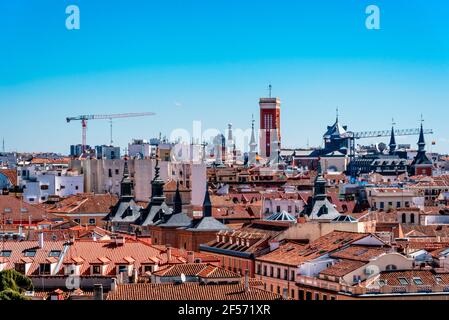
[
  {"left": 133, "top": 268, "right": 139, "bottom": 284},
  {"left": 93, "top": 284, "right": 104, "bottom": 301},
  {"left": 269, "top": 240, "right": 280, "bottom": 252},
  {"left": 166, "top": 245, "right": 172, "bottom": 262},
  {"left": 187, "top": 251, "right": 195, "bottom": 264},
  {"left": 111, "top": 278, "right": 118, "bottom": 291},
  {"left": 38, "top": 232, "right": 44, "bottom": 249},
  {"left": 244, "top": 269, "right": 250, "bottom": 292},
  {"left": 115, "top": 236, "right": 125, "bottom": 246}
]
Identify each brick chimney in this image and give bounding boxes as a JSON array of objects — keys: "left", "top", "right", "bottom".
[{"left": 187, "top": 251, "right": 195, "bottom": 263}]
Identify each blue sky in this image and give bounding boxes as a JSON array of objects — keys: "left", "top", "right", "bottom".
[{"left": 0, "top": 0, "right": 448, "bottom": 154}]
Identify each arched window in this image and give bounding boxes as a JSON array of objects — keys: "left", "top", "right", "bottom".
[
  {"left": 402, "top": 213, "right": 407, "bottom": 224},
  {"left": 410, "top": 213, "right": 415, "bottom": 224},
  {"left": 386, "top": 264, "right": 397, "bottom": 271}
]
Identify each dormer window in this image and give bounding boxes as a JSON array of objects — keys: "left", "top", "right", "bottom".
[
  {"left": 15, "top": 263, "right": 26, "bottom": 274},
  {"left": 0, "top": 250, "right": 11, "bottom": 257},
  {"left": 49, "top": 250, "right": 61, "bottom": 257},
  {"left": 39, "top": 263, "right": 51, "bottom": 275},
  {"left": 24, "top": 250, "right": 36, "bottom": 257},
  {"left": 92, "top": 265, "right": 102, "bottom": 275},
  {"left": 398, "top": 277, "right": 409, "bottom": 286}
]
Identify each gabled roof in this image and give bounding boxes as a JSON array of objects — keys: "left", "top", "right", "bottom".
[
  {"left": 186, "top": 217, "right": 230, "bottom": 232},
  {"left": 106, "top": 282, "right": 284, "bottom": 300}
]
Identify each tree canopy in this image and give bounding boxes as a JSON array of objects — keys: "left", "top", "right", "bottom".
[{"left": 0, "top": 270, "right": 34, "bottom": 300}]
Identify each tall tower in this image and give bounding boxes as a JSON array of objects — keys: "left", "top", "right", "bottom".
[
  {"left": 248, "top": 115, "right": 258, "bottom": 165},
  {"left": 259, "top": 85, "right": 281, "bottom": 158},
  {"left": 410, "top": 117, "right": 433, "bottom": 176},
  {"left": 389, "top": 119, "right": 397, "bottom": 155}
]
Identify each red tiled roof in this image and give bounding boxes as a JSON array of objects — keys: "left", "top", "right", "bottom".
[
  {"left": 0, "top": 194, "right": 54, "bottom": 223},
  {"left": 330, "top": 245, "right": 391, "bottom": 262},
  {"left": 44, "top": 193, "right": 118, "bottom": 214},
  {"left": 377, "top": 270, "right": 449, "bottom": 286},
  {"left": 320, "top": 259, "right": 366, "bottom": 277},
  {"left": 0, "top": 169, "right": 17, "bottom": 186},
  {"left": 257, "top": 231, "right": 371, "bottom": 266},
  {"left": 106, "top": 282, "right": 284, "bottom": 300}
]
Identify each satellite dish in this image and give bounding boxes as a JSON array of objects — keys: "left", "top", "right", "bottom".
[{"left": 180, "top": 273, "right": 186, "bottom": 283}]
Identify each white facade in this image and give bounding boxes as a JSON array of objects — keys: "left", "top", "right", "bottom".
[
  {"left": 128, "top": 139, "right": 152, "bottom": 159},
  {"left": 21, "top": 171, "right": 83, "bottom": 203}
]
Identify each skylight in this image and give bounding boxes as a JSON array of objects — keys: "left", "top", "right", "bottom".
[{"left": 398, "top": 277, "right": 409, "bottom": 285}]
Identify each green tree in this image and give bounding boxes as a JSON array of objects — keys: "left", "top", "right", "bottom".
[{"left": 0, "top": 270, "right": 34, "bottom": 300}]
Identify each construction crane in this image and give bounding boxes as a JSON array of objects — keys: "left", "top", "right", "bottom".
[
  {"left": 66, "top": 112, "right": 156, "bottom": 153},
  {"left": 346, "top": 127, "right": 434, "bottom": 157}
]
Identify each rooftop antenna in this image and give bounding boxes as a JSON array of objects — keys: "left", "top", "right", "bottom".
[
  {"left": 2, "top": 138, "right": 4, "bottom": 153},
  {"left": 336, "top": 107, "right": 339, "bottom": 122},
  {"left": 268, "top": 84, "right": 272, "bottom": 98}
]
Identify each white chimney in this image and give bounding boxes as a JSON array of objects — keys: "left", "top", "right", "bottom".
[
  {"left": 166, "top": 246, "right": 172, "bottom": 262},
  {"left": 38, "top": 232, "right": 44, "bottom": 249},
  {"left": 111, "top": 278, "right": 118, "bottom": 291}
]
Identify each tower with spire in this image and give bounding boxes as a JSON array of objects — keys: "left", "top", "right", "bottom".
[
  {"left": 248, "top": 115, "right": 258, "bottom": 166},
  {"left": 410, "top": 116, "right": 433, "bottom": 176},
  {"left": 389, "top": 119, "right": 397, "bottom": 155}
]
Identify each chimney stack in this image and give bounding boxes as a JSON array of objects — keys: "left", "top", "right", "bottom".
[
  {"left": 187, "top": 251, "right": 195, "bottom": 264},
  {"left": 38, "top": 232, "right": 44, "bottom": 249},
  {"left": 166, "top": 245, "right": 172, "bottom": 262},
  {"left": 93, "top": 284, "right": 104, "bottom": 301}
]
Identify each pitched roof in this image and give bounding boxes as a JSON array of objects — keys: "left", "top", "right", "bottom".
[
  {"left": 0, "top": 194, "right": 54, "bottom": 223},
  {"left": 319, "top": 259, "right": 366, "bottom": 277},
  {"left": 0, "top": 169, "right": 17, "bottom": 186},
  {"left": 330, "top": 245, "right": 391, "bottom": 262},
  {"left": 152, "top": 263, "right": 240, "bottom": 279},
  {"left": 258, "top": 231, "right": 370, "bottom": 266},
  {"left": 106, "top": 282, "right": 284, "bottom": 300},
  {"left": 44, "top": 193, "right": 118, "bottom": 214}
]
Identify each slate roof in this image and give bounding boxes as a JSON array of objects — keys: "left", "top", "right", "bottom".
[{"left": 186, "top": 217, "right": 230, "bottom": 232}]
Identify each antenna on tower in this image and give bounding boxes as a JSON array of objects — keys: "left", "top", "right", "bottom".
[
  {"left": 392, "top": 118, "right": 396, "bottom": 127},
  {"left": 420, "top": 114, "right": 424, "bottom": 124},
  {"left": 336, "top": 107, "right": 339, "bottom": 122}
]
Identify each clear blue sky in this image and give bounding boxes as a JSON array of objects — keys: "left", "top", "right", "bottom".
[{"left": 0, "top": 0, "right": 448, "bottom": 154}]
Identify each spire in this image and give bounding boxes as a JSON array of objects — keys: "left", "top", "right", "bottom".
[
  {"left": 418, "top": 115, "right": 426, "bottom": 151},
  {"left": 123, "top": 160, "right": 129, "bottom": 177},
  {"left": 389, "top": 118, "right": 397, "bottom": 155},
  {"left": 151, "top": 146, "right": 165, "bottom": 203},
  {"left": 250, "top": 115, "right": 256, "bottom": 145},
  {"left": 173, "top": 181, "right": 183, "bottom": 214},
  {"left": 314, "top": 158, "right": 327, "bottom": 201},
  {"left": 120, "top": 161, "right": 133, "bottom": 198},
  {"left": 202, "top": 185, "right": 212, "bottom": 217}
]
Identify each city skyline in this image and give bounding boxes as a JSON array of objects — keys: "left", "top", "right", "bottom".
[{"left": 1, "top": 0, "right": 448, "bottom": 153}]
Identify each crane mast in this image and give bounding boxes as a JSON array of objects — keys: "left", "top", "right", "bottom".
[{"left": 66, "top": 112, "right": 156, "bottom": 153}]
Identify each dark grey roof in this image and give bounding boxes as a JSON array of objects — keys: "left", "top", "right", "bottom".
[
  {"left": 104, "top": 198, "right": 141, "bottom": 223},
  {"left": 156, "top": 211, "right": 192, "bottom": 228},
  {"left": 135, "top": 202, "right": 173, "bottom": 226},
  {"left": 186, "top": 217, "right": 231, "bottom": 232}
]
